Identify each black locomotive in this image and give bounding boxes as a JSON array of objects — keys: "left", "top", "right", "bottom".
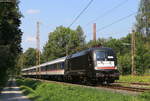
[{"left": 65, "top": 47, "right": 119, "bottom": 84}]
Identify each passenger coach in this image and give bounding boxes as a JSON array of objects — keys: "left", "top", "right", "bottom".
[{"left": 22, "top": 57, "right": 66, "bottom": 79}]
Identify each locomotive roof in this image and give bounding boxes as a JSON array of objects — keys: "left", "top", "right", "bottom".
[
  {"left": 89, "top": 47, "right": 113, "bottom": 51},
  {"left": 67, "top": 47, "right": 114, "bottom": 59}
]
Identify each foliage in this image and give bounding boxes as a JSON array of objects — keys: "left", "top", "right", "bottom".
[
  {"left": 16, "top": 78, "right": 42, "bottom": 90},
  {"left": 16, "top": 48, "right": 36, "bottom": 71},
  {"left": 0, "top": 0, "right": 22, "bottom": 88},
  {"left": 76, "top": 25, "right": 85, "bottom": 45},
  {"left": 136, "top": 0, "right": 150, "bottom": 37},
  {"left": 23, "top": 48, "right": 36, "bottom": 67},
  {"left": 118, "top": 54, "right": 131, "bottom": 75},
  {"left": 140, "top": 91, "right": 150, "bottom": 100},
  {"left": 42, "top": 26, "right": 85, "bottom": 62},
  {"left": 20, "top": 85, "right": 36, "bottom": 95},
  {"left": 17, "top": 78, "right": 148, "bottom": 101},
  {"left": 134, "top": 32, "right": 150, "bottom": 75},
  {"left": 117, "top": 75, "right": 150, "bottom": 83}
]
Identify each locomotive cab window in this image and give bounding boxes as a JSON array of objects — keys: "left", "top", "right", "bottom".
[{"left": 95, "top": 51, "right": 106, "bottom": 61}]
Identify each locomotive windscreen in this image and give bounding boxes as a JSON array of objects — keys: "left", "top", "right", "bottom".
[
  {"left": 94, "top": 49, "right": 116, "bottom": 70},
  {"left": 96, "top": 51, "right": 106, "bottom": 61}
]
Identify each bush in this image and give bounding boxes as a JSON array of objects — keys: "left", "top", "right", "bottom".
[
  {"left": 16, "top": 78, "right": 41, "bottom": 90},
  {"left": 20, "top": 86, "right": 35, "bottom": 95},
  {"left": 140, "top": 91, "right": 150, "bottom": 100}
]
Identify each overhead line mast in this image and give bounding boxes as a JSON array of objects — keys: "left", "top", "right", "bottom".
[
  {"left": 36, "top": 21, "right": 41, "bottom": 77},
  {"left": 131, "top": 30, "right": 136, "bottom": 75}
]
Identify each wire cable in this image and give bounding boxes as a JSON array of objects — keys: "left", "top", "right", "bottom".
[
  {"left": 68, "top": 0, "right": 94, "bottom": 28},
  {"left": 84, "top": 0, "right": 129, "bottom": 27},
  {"left": 96, "top": 12, "right": 137, "bottom": 33}
]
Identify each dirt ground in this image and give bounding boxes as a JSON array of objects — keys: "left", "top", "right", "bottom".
[{"left": 0, "top": 79, "right": 31, "bottom": 101}]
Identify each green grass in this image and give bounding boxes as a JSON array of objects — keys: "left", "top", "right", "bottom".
[
  {"left": 16, "top": 78, "right": 150, "bottom": 101},
  {"left": 117, "top": 75, "right": 150, "bottom": 83}
]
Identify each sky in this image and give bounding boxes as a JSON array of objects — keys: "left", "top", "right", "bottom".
[{"left": 19, "top": 0, "right": 139, "bottom": 52}]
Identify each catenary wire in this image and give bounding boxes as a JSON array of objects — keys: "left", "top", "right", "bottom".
[
  {"left": 68, "top": 0, "right": 94, "bottom": 28},
  {"left": 96, "top": 12, "right": 137, "bottom": 33},
  {"left": 84, "top": 0, "right": 129, "bottom": 27}
]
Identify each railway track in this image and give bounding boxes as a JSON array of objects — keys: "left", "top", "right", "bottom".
[
  {"left": 25, "top": 78, "right": 150, "bottom": 94},
  {"left": 116, "top": 82, "right": 150, "bottom": 86},
  {"left": 98, "top": 84, "right": 150, "bottom": 93}
]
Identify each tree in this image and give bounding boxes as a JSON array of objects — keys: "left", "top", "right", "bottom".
[
  {"left": 0, "top": 46, "right": 12, "bottom": 86},
  {"left": 136, "top": 0, "right": 150, "bottom": 37},
  {"left": 0, "top": 0, "right": 22, "bottom": 86},
  {"left": 134, "top": 32, "right": 150, "bottom": 75},
  {"left": 118, "top": 53, "right": 131, "bottom": 75},
  {"left": 105, "top": 38, "right": 123, "bottom": 55},
  {"left": 23, "top": 48, "right": 36, "bottom": 68},
  {"left": 17, "top": 48, "right": 36, "bottom": 69},
  {"left": 42, "top": 26, "right": 80, "bottom": 61},
  {"left": 76, "top": 25, "right": 85, "bottom": 45}
]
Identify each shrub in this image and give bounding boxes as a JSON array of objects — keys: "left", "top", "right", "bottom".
[
  {"left": 20, "top": 86, "right": 35, "bottom": 95},
  {"left": 140, "top": 91, "right": 150, "bottom": 100}
]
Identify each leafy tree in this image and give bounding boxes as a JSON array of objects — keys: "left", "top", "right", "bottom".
[
  {"left": 136, "top": 0, "right": 150, "bottom": 37},
  {"left": 17, "top": 48, "right": 36, "bottom": 69},
  {"left": 23, "top": 48, "right": 36, "bottom": 68},
  {"left": 86, "top": 40, "right": 99, "bottom": 48},
  {"left": 135, "top": 0, "right": 150, "bottom": 75},
  {"left": 0, "top": 0, "right": 22, "bottom": 86},
  {"left": 118, "top": 53, "right": 131, "bottom": 75},
  {"left": 0, "top": 46, "right": 12, "bottom": 86},
  {"left": 105, "top": 38, "right": 123, "bottom": 55},
  {"left": 76, "top": 25, "right": 85, "bottom": 45},
  {"left": 16, "top": 53, "right": 25, "bottom": 75},
  {"left": 135, "top": 32, "right": 150, "bottom": 75},
  {"left": 43, "top": 26, "right": 80, "bottom": 61}
]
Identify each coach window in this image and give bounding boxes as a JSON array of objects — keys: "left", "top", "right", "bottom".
[
  {"left": 49, "top": 65, "right": 52, "bottom": 70},
  {"left": 61, "top": 62, "right": 64, "bottom": 69},
  {"left": 56, "top": 63, "right": 59, "bottom": 69},
  {"left": 51, "top": 64, "right": 53, "bottom": 70}
]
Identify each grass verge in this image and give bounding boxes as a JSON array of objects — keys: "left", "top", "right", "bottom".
[
  {"left": 117, "top": 75, "right": 150, "bottom": 83},
  {"left": 16, "top": 78, "right": 150, "bottom": 101}
]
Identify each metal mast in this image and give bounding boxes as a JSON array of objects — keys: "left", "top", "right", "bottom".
[
  {"left": 36, "top": 21, "right": 41, "bottom": 77},
  {"left": 131, "top": 30, "right": 136, "bottom": 75}
]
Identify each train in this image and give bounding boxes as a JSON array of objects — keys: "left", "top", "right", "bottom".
[{"left": 22, "top": 47, "right": 120, "bottom": 84}]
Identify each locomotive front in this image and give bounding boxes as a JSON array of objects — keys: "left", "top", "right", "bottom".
[{"left": 92, "top": 48, "right": 119, "bottom": 83}]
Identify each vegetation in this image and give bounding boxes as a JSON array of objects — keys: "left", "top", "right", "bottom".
[
  {"left": 117, "top": 75, "right": 150, "bottom": 83},
  {"left": 17, "top": 48, "right": 37, "bottom": 69},
  {"left": 42, "top": 26, "right": 85, "bottom": 62},
  {"left": 0, "top": 0, "right": 22, "bottom": 89},
  {"left": 17, "top": 78, "right": 150, "bottom": 101},
  {"left": 136, "top": 0, "right": 150, "bottom": 37}
]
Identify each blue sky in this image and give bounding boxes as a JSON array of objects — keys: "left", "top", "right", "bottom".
[{"left": 19, "top": 0, "right": 139, "bottom": 51}]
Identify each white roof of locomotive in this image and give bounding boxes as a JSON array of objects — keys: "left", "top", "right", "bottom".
[{"left": 22, "top": 56, "right": 66, "bottom": 71}]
